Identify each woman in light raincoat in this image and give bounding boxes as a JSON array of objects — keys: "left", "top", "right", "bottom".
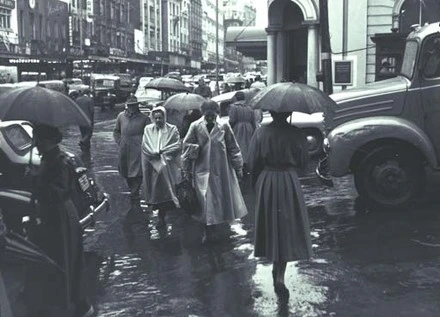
[
  {"left": 142, "top": 106, "right": 181, "bottom": 228},
  {"left": 113, "top": 98, "right": 150, "bottom": 201},
  {"left": 182, "top": 100, "right": 248, "bottom": 243}
]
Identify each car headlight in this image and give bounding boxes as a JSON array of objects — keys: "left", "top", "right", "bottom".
[{"left": 323, "top": 138, "right": 330, "bottom": 154}]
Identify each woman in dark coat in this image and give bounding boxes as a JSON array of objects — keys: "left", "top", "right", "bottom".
[
  {"left": 247, "top": 111, "right": 312, "bottom": 298},
  {"left": 32, "top": 124, "right": 93, "bottom": 316},
  {"left": 113, "top": 99, "right": 150, "bottom": 200}
]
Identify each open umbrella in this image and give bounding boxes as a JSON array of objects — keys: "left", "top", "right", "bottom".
[
  {"left": 163, "top": 92, "right": 205, "bottom": 111},
  {"left": 249, "top": 82, "right": 335, "bottom": 114},
  {"left": 250, "top": 81, "right": 266, "bottom": 89},
  {"left": 1, "top": 231, "right": 63, "bottom": 271},
  {"left": 226, "top": 75, "right": 246, "bottom": 84},
  {"left": 0, "top": 86, "right": 91, "bottom": 127},
  {"left": 145, "top": 77, "right": 189, "bottom": 92}
]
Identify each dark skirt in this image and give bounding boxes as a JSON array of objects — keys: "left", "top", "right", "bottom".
[{"left": 254, "top": 169, "right": 312, "bottom": 262}]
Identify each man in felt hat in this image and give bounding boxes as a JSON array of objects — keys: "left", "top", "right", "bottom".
[{"left": 114, "top": 97, "right": 150, "bottom": 202}]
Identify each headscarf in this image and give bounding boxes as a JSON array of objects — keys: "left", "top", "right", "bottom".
[{"left": 151, "top": 105, "right": 167, "bottom": 125}]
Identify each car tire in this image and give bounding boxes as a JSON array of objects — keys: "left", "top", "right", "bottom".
[
  {"left": 354, "top": 146, "right": 425, "bottom": 210},
  {"left": 302, "top": 128, "right": 324, "bottom": 157}
]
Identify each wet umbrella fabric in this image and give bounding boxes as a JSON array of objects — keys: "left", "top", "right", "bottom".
[
  {"left": 249, "top": 82, "right": 335, "bottom": 114},
  {"left": 1, "top": 231, "right": 63, "bottom": 272},
  {"left": 145, "top": 77, "right": 189, "bottom": 92},
  {"left": 0, "top": 86, "right": 91, "bottom": 127},
  {"left": 226, "top": 75, "right": 246, "bottom": 84},
  {"left": 162, "top": 92, "right": 205, "bottom": 111}
]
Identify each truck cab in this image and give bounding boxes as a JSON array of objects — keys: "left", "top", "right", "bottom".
[{"left": 321, "top": 22, "right": 440, "bottom": 209}]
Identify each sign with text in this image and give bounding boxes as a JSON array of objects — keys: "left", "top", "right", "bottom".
[
  {"left": 334, "top": 60, "right": 353, "bottom": 86},
  {"left": 0, "top": 0, "right": 14, "bottom": 9}
]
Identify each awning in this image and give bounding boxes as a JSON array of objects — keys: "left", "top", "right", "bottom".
[{"left": 225, "top": 26, "right": 267, "bottom": 60}]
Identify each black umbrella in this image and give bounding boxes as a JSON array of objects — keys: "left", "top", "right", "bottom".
[
  {"left": 249, "top": 82, "right": 335, "bottom": 114},
  {"left": 1, "top": 231, "right": 63, "bottom": 272},
  {"left": 0, "top": 86, "right": 91, "bottom": 127},
  {"left": 145, "top": 77, "right": 189, "bottom": 92},
  {"left": 163, "top": 92, "right": 205, "bottom": 111}
]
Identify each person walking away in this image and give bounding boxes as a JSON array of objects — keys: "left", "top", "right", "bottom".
[
  {"left": 141, "top": 106, "right": 182, "bottom": 228},
  {"left": 247, "top": 111, "right": 313, "bottom": 299},
  {"left": 182, "top": 100, "right": 248, "bottom": 244},
  {"left": 228, "top": 91, "right": 256, "bottom": 171},
  {"left": 31, "top": 124, "right": 94, "bottom": 317},
  {"left": 113, "top": 98, "right": 150, "bottom": 202},
  {"left": 181, "top": 109, "right": 202, "bottom": 139},
  {"left": 194, "top": 78, "right": 212, "bottom": 99},
  {"left": 75, "top": 90, "right": 95, "bottom": 153}
]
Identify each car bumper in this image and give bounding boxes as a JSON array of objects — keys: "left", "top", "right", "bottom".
[{"left": 79, "top": 193, "right": 110, "bottom": 228}]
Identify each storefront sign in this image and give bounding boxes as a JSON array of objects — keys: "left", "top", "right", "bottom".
[
  {"left": 334, "top": 60, "right": 353, "bottom": 85},
  {"left": 86, "top": 0, "right": 93, "bottom": 22},
  {"left": 0, "top": 0, "right": 15, "bottom": 9}
]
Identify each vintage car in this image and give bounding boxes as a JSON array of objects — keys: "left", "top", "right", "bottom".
[
  {"left": 90, "top": 74, "right": 122, "bottom": 110},
  {"left": 318, "top": 22, "right": 440, "bottom": 209},
  {"left": 113, "top": 73, "right": 136, "bottom": 98},
  {"left": 0, "top": 120, "right": 109, "bottom": 227},
  {"left": 62, "top": 78, "right": 90, "bottom": 98},
  {"left": 212, "top": 90, "right": 325, "bottom": 157}
]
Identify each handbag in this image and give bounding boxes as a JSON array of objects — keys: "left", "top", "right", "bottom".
[{"left": 175, "top": 179, "right": 200, "bottom": 215}]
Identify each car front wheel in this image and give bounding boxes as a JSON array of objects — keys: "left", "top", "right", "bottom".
[{"left": 354, "top": 146, "right": 425, "bottom": 210}]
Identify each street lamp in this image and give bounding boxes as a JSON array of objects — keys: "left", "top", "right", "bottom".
[{"left": 215, "top": 0, "right": 219, "bottom": 95}]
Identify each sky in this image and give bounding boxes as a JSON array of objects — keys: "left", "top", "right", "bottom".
[{"left": 254, "top": 1, "right": 268, "bottom": 25}]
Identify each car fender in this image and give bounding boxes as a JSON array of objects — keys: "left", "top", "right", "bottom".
[{"left": 327, "top": 116, "right": 437, "bottom": 177}]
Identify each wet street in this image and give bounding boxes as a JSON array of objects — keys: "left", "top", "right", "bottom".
[{"left": 61, "top": 106, "right": 440, "bottom": 317}]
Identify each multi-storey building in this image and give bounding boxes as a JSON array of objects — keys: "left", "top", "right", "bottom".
[
  {"left": 222, "top": 0, "right": 255, "bottom": 71},
  {"left": 189, "top": 0, "right": 203, "bottom": 69},
  {"left": 0, "top": 0, "right": 18, "bottom": 55},
  {"left": 140, "top": 0, "right": 162, "bottom": 53},
  {"left": 202, "top": 0, "right": 224, "bottom": 70}
]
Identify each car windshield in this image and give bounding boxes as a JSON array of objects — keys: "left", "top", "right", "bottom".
[
  {"left": 95, "top": 79, "right": 115, "bottom": 88},
  {"left": 400, "top": 40, "right": 418, "bottom": 79}
]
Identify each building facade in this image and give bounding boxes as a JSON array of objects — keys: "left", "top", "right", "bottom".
[
  {"left": 140, "top": 0, "right": 162, "bottom": 53},
  {"left": 0, "top": 0, "right": 18, "bottom": 55},
  {"left": 265, "top": 0, "right": 440, "bottom": 89},
  {"left": 201, "top": 0, "right": 224, "bottom": 70}
]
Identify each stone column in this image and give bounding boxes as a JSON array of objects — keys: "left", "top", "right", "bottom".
[
  {"left": 307, "top": 24, "right": 319, "bottom": 88},
  {"left": 266, "top": 30, "right": 277, "bottom": 86},
  {"left": 276, "top": 31, "right": 286, "bottom": 82}
]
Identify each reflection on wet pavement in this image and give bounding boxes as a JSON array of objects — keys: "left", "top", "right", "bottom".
[{"left": 59, "top": 107, "right": 440, "bottom": 317}]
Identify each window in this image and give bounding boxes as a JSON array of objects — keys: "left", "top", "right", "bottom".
[
  {"left": 30, "top": 13, "right": 36, "bottom": 39},
  {"left": 401, "top": 40, "right": 418, "bottom": 79},
  {"left": 421, "top": 36, "right": 440, "bottom": 78},
  {"left": 0, "top": 9, "right": 11, "bottom": 29}
]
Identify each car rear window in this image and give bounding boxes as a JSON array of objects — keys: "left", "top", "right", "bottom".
[{"left": 3, "top": 124, "right": 32, "bottom": 151}]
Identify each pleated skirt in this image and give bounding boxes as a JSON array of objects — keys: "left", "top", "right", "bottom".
[{"left": 254, "top": 169, "right": 312, "bottom": 262}]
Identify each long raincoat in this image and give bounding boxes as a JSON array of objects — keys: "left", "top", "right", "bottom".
[
  {"left": 182, "top": 117, "right": 248, "bottom": 225},
  {"left": 229, "top": 101, "right": 256, "bottom": 164},
  {"left": 142, "top": 108, "right": 182, "bottom": 208},
  {"left": 113, "top": 110, "right": 150, "bottom": 178},
  {"left": 248, "top": 123, "right": 312, "bottom": 262}
]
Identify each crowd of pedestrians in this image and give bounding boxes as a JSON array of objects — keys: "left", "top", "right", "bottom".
[{"left": 111, "top": 88, "right": 312, "bottom": 299}]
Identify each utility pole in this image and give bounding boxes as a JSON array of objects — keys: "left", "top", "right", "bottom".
[
  {"left": 341, "top": 0, "right": 348, "bottom": 90},
  {"left": 79, "top": 2, "right": 84, "bottom": 78},
  {"left": 319, "top": 0, "right": 333, "bottom": 95},
  {"left": 215, "top": 0, "right": 219, "bottom": 96}
]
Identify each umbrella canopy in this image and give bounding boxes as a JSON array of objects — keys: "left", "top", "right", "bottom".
[
  {"left": 1, "top": 231, "right": 63, "bottom": 271},
  {"left": 162, "top": 92, "right": 205, "bottom": 111},
  {"left": 0, "top": 87, "right": 91, "bottom": 127},
  {"left": 145, "top": 77, "right": 189, "bottom": 92},
  {"left": 226, "top": 75, "right": 246, "bottom": 84},
  {"left": 250, "top": 81, "right": 266, "bottom": 89},
  {"left": 249, "top": 82, "right": 335, "bottom": 114}
]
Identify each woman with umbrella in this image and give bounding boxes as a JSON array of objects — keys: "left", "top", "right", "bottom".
[
  {"left": 113, "top": 97, "right": 150, "bottom": 202},
  {"left": 31, "top": 124, "right": 94, "bottom": 316},
  {"left": 141, "top": 106, "right": 182, "bottom": 228},
  {"left": 247, "top": 82, "right": 330, "bottom": 298},
  {"left": 0, "top": 86, "right": 96, "bottom": 316},
  {"left": 228, "top": 90, "right": 257, "bottom": 170}
]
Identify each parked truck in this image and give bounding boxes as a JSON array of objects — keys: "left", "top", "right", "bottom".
[{"left": 319, "top": 22, "right": 440, "bottom": 209}]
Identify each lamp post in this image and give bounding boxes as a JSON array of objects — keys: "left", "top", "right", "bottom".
[{"left": 215, "top": 0, "right": 219, "bottom": 95}]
